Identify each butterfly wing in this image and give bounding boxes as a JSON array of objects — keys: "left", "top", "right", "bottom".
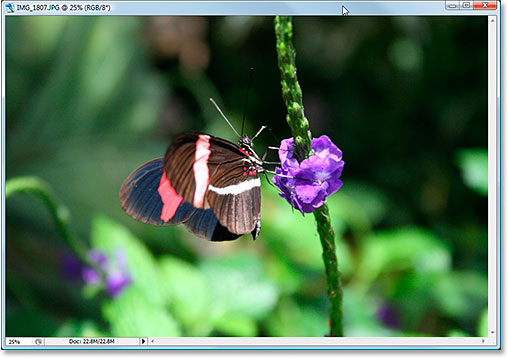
[
  {"left": 184, "top": 207, "right": 240, "bottom": 241},
  {"left": 163, "top": 132, "right": 249, "bottom": 209},
  {"left": 207, "top": 161, "right": 261, "bottom": 236},
  {"left": 119, "top": 158, "right": 193, "bottom": 225},
  {"left": 119, "top": 157, "right": 240, "bottom": 241}
]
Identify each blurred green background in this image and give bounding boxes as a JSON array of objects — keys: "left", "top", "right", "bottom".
[{"left": 5, "top": 16, "right": 488, "bottom": 338}]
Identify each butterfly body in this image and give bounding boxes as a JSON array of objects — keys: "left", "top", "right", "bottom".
[{"left": 120, "top": 132, "right": 263, "bottom": 241}]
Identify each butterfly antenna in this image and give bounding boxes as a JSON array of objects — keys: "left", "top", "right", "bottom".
[
  {"left": 209, "top": 98, "right": 241, "bottom": 138},
  {"left": 251, "top": 125, "right": 267, "bottom": 142},
  {"left": 241, "top": 67, "right": 254, "bottom": 136},
  {"left": 267, "top": 126, "right": 280, "bottom": 144}
]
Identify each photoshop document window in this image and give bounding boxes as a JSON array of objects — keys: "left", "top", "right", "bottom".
[{"left": 1, "top": 0, "right": 500, "bottom": 350}]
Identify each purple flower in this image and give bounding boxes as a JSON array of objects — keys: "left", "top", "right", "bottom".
[
  {"left": 59, "top": 252, "right": 83, "bottom": 281},
  {"left": 105, "top": 270, "right": 132, "bottom": 297},
  {"left": 82, "top": 249, "right": 131, "bottom": 298},
  {"left": 272, "top": 135, "right": 344, "bottom": 215},
  {"left": 82, "top": 250, "right": 108, "bottom": 285},
  {"left": 376, "top": 302, "right": 400, "bottom": 328}
]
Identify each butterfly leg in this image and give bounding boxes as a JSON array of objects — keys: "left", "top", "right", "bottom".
[
  {"left": 264, "top": 169, "right": 296, "bottom": 179},
  {"left": 264, "top": 146, "right": 292, "bottom": 158},
  {"left": 261, "top": 149, "right": 281, "bottom": 165},
  {"left": 262, "top": 171, "right": 296, "bottom": 214},
  {"left": 261, "top": 146, "right": 282, "bottom": 164},
  {"left": 265, "top": 169, "right": 318, "bottom": 182},
  {"left": 262, "top": 171, "right": 284, "bottom": 193},
  {"left": 263, "top": 146, "right": 291, "bottom": 161},
  {"left": 261, "top": 147, "right": 270, "bottom": 162}
]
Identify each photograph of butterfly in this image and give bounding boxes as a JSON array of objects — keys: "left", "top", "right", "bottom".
[{"left": 5, "top": 15, "right": 488, "bottom": 339}]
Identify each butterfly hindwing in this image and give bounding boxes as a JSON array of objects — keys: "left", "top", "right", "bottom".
[
  {"left": 184, "top": 207, "right": 240, "bottom": 241},
  {"left": 119, "top": 158, "right": 190, "bottom": 225}
]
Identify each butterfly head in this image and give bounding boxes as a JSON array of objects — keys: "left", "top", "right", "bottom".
[
  {"left": 239, "top": 135, "right": 252, "bottom": 148},
  {"left": 238, "top": 135, "right": 263, "bottom": 167},
  {"left": 238, "top": 135, "right": 257, "bottom": 157}
]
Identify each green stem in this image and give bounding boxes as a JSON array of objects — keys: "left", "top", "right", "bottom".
[
  {"left": 6, "top": 176, "right": 89, "bottom": 266},
  {"left": 314, "top": 205, "right": 344, "bottom": 337},
  {"left": 274, "top": 16, "right": 344, "bottom": 337}
]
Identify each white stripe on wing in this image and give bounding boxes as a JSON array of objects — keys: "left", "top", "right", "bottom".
[
  {"left": 208, "top": 178, "right": 261, "bottom": 195},
  {"left": 193, "top": 134, "right": 211, "bottom": 207}
]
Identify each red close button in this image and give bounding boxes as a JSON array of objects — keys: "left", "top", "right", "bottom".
[{"left": 473, "top": 1, "right": 497, "bottom": 9}]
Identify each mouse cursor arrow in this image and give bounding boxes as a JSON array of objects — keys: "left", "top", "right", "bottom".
[{"left": 342, "top": 5, "right": 349, "bottom": 16}]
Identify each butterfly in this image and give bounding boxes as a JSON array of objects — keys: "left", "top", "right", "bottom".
[{"left": 119, "top": 99, "right": 269, "bottom": 241}]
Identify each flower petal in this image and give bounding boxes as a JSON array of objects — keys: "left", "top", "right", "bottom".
[
  {"left": 279, "top": 137, "right": 295, "bottom": 163},
  {"left": 325, "top": 178, "right": 343, "bottom": 196},
  {"left": 106, "top": 270, "right": 131, "bottom": 297},
  {"left": 87, "top": 250, "right": 108, "bottom": 270},
  {"left": 273, "top": 136, "right": 344, "bottom": 215},
  {"left": 82, "top": 267, "right": 101, "bottom": 285},
  {"left": 295, "top": 183, "right": 323, "bottom": 204},
  {"left": 312, "top": 135, "right": 342, "bottom": 162}
]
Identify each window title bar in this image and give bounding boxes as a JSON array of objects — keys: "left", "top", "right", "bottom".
[{"left": 2, "top": 1, "right": 501, "bottom": 16}]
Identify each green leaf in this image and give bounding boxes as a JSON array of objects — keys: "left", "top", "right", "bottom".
[
  {"left": 27, "top": 17, "right": 68, "bottom": 59},
  {"left": 55, "top": 320, "right": 106, "bottom": 337},
  {"left": 89, "top": 214, "right": 167, "bottom": 305},
  {"left": 390, "top": 272, "right": 435, "bottom": 330},
  {"left": 342, "top": 288, "right": 395, "bottom": 337},
  {"left": 477, "top": 307, "right": 488, "bottom": 337},
  {"left": 456, "top": 148, "right": 488, "bottom": 196},
  {"left": 262, "top": 189, "right": 323, "bottom": 271},
  {"left": 432, "top": 271, "right": 487, "bottom": 320},
  {"left": 159, "top": 256, "right": 213, "bottom": 336},
  {"left": 199, "top": 252, "right": 279, "bottom": 321},
  {"left": 356, "top": 226, "right": 451, "bottom": 287},
  {"left": 391, "top": 271, "right": 487, "bottom": 331},
  {"left": 265, "top": 257, "right": 304, "bottom": 295},
  {"left": 328, "top": 181, "right": 389, "bottom": 233},
  {"left": 82, "top": 283, "right": 103, "bottom": 299},
  {"left": 102, "top": 286, "right": 180, "bottom": 337},
  {"left": 262, "top": 189, "right": 352, "bottom": 276},
  {"left": 90, "top": 216, "right": 182, "bottom": 337},
  {"left": 213, "top": 314, "right": 257, "bottom": 337},
  {"left": 265, "top": 297, "right": 328, "bottom": 337},
  {"left": 447, "top": 329, "right": 470, "bottom": 337}
]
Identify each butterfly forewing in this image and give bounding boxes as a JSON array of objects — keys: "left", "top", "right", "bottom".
[
  {"left": 163, "top": 133, "right": 246, "bottom": 208},
  {"left": 163, "top": 134, "right": 199, "bottom": 206},
  {"left": 119, "top": 158, "right": 194, "bottom": 226}
]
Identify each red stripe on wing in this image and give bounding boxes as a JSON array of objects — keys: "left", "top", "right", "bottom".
[{"left": 158, "top": 170, "right": 183, "bottom": 222}]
